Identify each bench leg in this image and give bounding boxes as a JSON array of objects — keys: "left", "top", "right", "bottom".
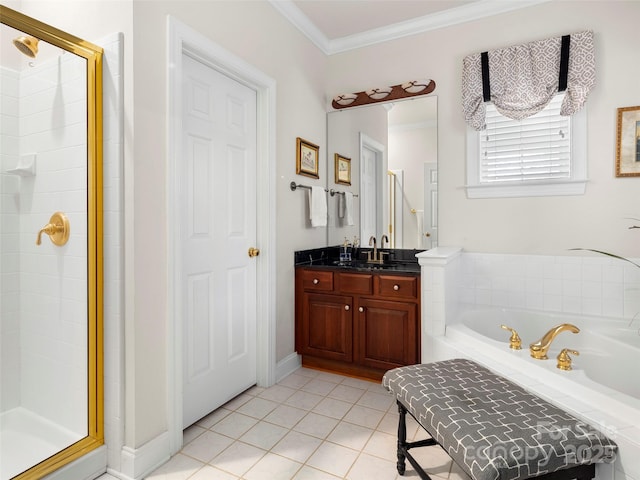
[
  {"left": 397, "top": 401, "right": 407, "bottom": 475},
  {"left": 395, "top": 401, "right": 438, "bottom": 479}
]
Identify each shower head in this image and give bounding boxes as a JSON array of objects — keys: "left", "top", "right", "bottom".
[{"left": 12, "top": 35, "right": 39, "bottom": 58}]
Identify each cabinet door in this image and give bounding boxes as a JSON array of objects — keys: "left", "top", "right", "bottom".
[
  {"left": 355, "top": 298, "right": 418, "bottom": 370},
  {"left": 301, "top": 293, "right": 353, "bottom": 362}
]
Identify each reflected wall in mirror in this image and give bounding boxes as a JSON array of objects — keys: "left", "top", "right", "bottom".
[
  {"left": 0, "top": 5, "right": 103, "bottom": 480},
  {"left": 326, "top": 95, "right": 437, "bottom": 250}
]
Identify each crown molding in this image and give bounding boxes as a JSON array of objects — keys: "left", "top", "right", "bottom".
[
  {"left": 269, "top": 0, "right": 553, "bottom": 55},
  {"left": 268, "top": 0, "right": 331, "bottom": 53}
]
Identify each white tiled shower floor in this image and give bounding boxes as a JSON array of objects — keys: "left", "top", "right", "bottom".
[{"left": 98, "top": 367, "right": 469, "bottom": 480}]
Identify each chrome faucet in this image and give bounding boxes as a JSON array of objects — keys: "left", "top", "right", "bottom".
[
  {"left": 529, "top": 323, "right": 580, "bottom": 360},
  {"left": 367, "top": 236, "right": 379, "bottom": 263}
]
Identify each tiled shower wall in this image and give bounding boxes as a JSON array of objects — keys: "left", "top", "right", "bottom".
[
  {"left": 0, "top": 52, "right": 88, "bottom": 435},
  {"left": 457, "top": 252, "right": 640, "bottom": 320},
  {"left": 20, "top": 51, "right": 89, "bottom": 434},
  {"left": 0, "top": 66, "right": 21, "bottom": 412}
]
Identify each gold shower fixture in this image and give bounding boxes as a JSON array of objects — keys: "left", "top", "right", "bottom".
[
  {"left": 37, "top": 212, "right": 70, "bottom": 246},
  {"left": 13, "top": 34, "right": 39, "bottom": 58}
]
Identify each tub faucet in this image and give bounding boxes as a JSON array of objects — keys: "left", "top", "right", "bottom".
[{"left": 529, "top": 323, "right": 580, "bottom": 360}]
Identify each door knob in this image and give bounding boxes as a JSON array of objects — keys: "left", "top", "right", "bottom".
[
  {"left": 36, "top": 212, "right": 70, "bottom": 246},
  {"left": 248, "top": 247, "right": 260, "bottom": 258}
]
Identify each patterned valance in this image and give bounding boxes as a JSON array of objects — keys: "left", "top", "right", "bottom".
[{"left": 462, "top": 31, "right": 595, "bottom": 130}]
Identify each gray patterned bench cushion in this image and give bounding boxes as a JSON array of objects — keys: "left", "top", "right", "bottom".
[{"left": 382, "top": 359, "right": 617, "bottom": 480}]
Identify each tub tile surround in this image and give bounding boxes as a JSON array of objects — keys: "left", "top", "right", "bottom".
[
  {"left": 418, "top": 248, "right": 640, "bottom": 480},
  {"left": 458, "top": 252, "right": 640, "bottom": 319}
]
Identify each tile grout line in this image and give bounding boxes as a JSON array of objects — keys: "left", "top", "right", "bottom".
[{"left": 149, "top": 367, "right": 457, "bottom": 480}]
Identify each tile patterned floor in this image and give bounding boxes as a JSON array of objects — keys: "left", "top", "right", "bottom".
[{"left": 99, "top": 368, "right": 469, "bottom": 480}]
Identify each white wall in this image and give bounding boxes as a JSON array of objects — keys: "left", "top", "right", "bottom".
[{"left": 327, "top": 1, "right": 640, "bottom": 259}]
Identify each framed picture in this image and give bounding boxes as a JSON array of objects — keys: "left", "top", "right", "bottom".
[
  {"left": 616, "top": 105, "right": 640, "bottom": 177},
  {"left": 296, "top": 137, "right": 320, "bottom": 179},
  {"left": 334, "top": 154, "right": 351, "bottom": 185}
]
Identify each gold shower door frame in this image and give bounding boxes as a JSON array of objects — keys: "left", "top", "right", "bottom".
[{"left": 0, "top": 5, "right": 104, "bottom": 480}]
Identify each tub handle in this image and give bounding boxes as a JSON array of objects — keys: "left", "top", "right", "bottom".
[
  {"left": 557, "top": 348, "right": 580, "bottom": 371},
  {"left": 500, "top": 325, "right": 522, "bottom": 350}
]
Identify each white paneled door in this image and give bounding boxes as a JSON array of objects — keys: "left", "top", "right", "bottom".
[
  {"left": 181, "top": 54, "right": 258, "bottom": 428},
  {"left": 424, "top": 162, "right": 437, "bottom": 249}
]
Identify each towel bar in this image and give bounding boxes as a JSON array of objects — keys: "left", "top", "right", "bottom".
[
  {"left": 290, "top": 181, "right": 359, "bottom": 198},
  {"left": 329, "top": 189, "right": 358, "bottom": 198},
  {"left": 290, "top": 181, "right": 328, "bottom": 193}
]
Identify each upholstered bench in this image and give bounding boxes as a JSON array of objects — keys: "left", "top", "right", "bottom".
[{"left": 382, "top": 359, "right": 617, "bottom": 480}]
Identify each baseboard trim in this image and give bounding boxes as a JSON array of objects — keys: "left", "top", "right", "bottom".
[
  {"left": 44, "top": 445, "right": 107, "bottom": 480},
  {"left": 275, "top": 352, "right": 301, "bottom": 383},
  {"left": 120, "top": 431, "right": 170, "bottom": 480}
]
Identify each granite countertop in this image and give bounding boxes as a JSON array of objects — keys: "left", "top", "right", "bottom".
[{"left": 294, "top": 246, "right": 424, "bottom": 273}]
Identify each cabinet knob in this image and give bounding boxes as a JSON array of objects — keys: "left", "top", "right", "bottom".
[
  {"left": 359, "top": 307, "right": 364, "bottom": 313},
  {"left": 313, "top": 278, "right": 319, "bottom": 285},
  {"left": 344, "top": 305, "right": 350, "bottom": 311},
  {"left": 393, "top": 284, "right": 400, "bottom": 291}
]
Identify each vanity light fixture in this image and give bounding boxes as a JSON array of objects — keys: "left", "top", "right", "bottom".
[{"left": 331, "top": 78, "right": 435, "bottom": 110}]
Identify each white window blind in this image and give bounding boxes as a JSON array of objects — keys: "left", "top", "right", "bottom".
[{"left": 480, "top": 94, "right": 571, "bottom": 184}]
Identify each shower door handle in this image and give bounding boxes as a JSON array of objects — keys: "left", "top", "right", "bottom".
[{"left": 36, "top": 212, "right": 70, "bottom": 246}]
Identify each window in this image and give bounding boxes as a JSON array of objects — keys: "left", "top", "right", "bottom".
[{"left": 466, "top": 94, "right": 587, "bottom": 198}]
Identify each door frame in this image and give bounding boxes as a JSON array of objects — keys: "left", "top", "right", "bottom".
[
  {"left": 167, "top": 16, "right": 276, "bottom": 454},
  {"left": 389, "top": 169, "right": 404, "bottom": 248}
]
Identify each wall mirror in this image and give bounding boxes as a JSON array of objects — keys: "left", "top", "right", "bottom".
[
  {"left": 326, "top": 95, "right": 437, "bottom": 250},
  {"left": 0, "top": 5, "right": 103, "bottom": 479}
]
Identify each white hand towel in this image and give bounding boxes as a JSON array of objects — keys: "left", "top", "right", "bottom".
[
  {"left": 309, "top": 186, "right": 327, "bottom": 227},
  {"left": 344, "top": 192, "right": 354, "bottom": 226},
  {"left": 338, "top": 193, "right": 345, "bottom": 219}
]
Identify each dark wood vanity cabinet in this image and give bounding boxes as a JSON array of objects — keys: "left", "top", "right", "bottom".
[
  {"left": 295, "top": 267, "right": 420, "bottom": 380},
  {"left": 301, "top": 292, "right": 353, "bottom": 363}
]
